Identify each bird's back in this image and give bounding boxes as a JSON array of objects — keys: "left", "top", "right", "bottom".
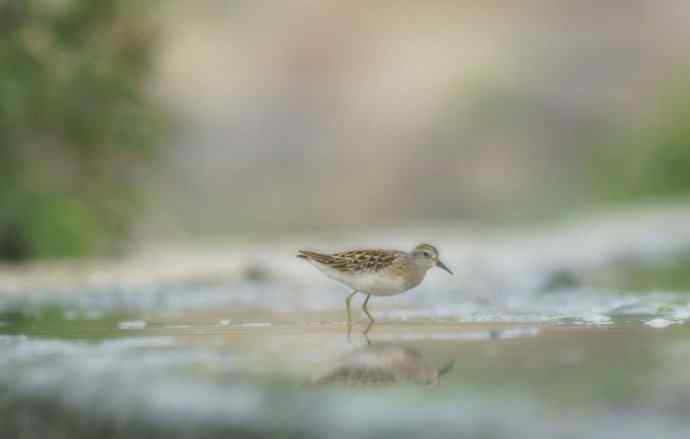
[{"left": 297, "top": 249, "right": 402, "bottom": 273}]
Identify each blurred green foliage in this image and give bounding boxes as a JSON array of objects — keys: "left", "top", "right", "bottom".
[
  {"left": 594, "top": 251, "right": 690, "bottom": 293},
  {"left": 0, "top": 0, "right": 163, "bottom": 261},
  {"left": 594, "top": 87, "right": 690, "bottom": 202}
]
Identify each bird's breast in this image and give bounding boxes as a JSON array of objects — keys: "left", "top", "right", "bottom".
[
  {"left": 307, "top": 258, "right": 426, "bottom": 296},
  {"left": 331, "top": 268, "right": 423, "bottom": 296}
]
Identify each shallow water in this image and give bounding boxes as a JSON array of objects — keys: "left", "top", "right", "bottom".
[
  {"left": 3, "top": 207, "right": 690, "bottom": 438},
  {"left": 3, "top": 297, "right": 690, "bottom": 439}
]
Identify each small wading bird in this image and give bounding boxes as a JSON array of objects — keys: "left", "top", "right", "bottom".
[
  {"left": 312, "top": 342, "right": 454, "bottom": 387},
  {"left": 297, "top": 244, "right": 452, "bottom": 333}
]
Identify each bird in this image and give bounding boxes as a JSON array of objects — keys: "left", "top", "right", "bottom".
[
  {"left": 312, "top": 342, "right": 454, "bottom": 387},
  {"left": 297, "top": 243, "right": 452, "bottom": 330}
]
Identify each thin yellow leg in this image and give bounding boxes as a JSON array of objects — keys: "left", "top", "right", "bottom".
[
  {"left": 362, "top": 294, "right": 375, "bottom": 323},
  {"left": 363, "top": 320, "right": 374, "bottom": 337},
  {"left": 345, "top": 290, "right": 357, "bottom": 325}
]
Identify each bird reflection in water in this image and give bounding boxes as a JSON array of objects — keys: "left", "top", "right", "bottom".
[{"left": 313, "top": 342, "right": 454, "bottom": 387}]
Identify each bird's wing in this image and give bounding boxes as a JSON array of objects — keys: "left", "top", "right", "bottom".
[
  {"left": 332, "top": 249, "right": 399, "bottom": 272},
  {"left": 298, "top": 249, "right": 399, "bottom": 273}
]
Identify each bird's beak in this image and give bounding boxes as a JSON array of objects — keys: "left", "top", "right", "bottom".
[{"left": 436, "top": 260, "right": 453, "bottom": 275}]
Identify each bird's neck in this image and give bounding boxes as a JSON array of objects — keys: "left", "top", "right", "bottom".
[{"left": 405, "top": 263, "right": 430, "bottom": 288}]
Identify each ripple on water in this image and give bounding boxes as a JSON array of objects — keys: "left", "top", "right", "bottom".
[
  {"left": 372, "top": 326, "right": 540, "bottom": 342},
  {"left": 100, "top": 337, "right": 178, "bottom": 350}
]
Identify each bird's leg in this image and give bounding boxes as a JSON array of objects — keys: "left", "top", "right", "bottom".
[
  {"left": 363, "top": 320, "right": 374, "bottom": 337},
  {"left": 362, "top": 294, "right": 375, "bottom": 323},
  {"left": 345, "top": 290, "right": 357, "bottom": 326}
]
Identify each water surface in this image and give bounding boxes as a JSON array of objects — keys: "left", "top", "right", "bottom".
[{"left": 3, "top": 208, "right": 690, "bottom": 438}]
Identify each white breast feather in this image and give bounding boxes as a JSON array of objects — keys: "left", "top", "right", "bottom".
[{"left": 308, "top": 260, "right": 411, "bottom": 296}]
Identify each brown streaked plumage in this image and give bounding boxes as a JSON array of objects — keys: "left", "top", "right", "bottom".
[
  {"left": 297, "top": 249, "right": 401, "bottom": 273},
  {"left": 298, "top": 243, "right": 452, "bottom": 332},
  {"left": 312, "top": 342, "right": 454, "bottom": 387}
]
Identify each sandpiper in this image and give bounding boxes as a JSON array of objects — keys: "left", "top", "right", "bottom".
[
  {"left": 297, "top": 244, "right": 452, "bottom": 329},
  {"left": 313, "top": 342, "right": 454, "bottom": 387}
]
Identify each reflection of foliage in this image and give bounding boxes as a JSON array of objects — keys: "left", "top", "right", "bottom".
[
  {"left": 594, "top": 88, "right": 690, "bottom": 201},
  {"left": 0, "top": 305, "right": 129, "bottom": 340},
  {"left": 0, "top": 0, "right": 163, "bottom": 260}
]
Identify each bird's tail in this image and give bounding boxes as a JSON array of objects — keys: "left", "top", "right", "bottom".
[{"left": 297, "top": 250, "right": 334, "bottom": 264}]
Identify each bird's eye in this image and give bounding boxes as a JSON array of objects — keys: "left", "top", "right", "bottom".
[{"left": 423, "top": 251, "right": 431, "bottom": 257}]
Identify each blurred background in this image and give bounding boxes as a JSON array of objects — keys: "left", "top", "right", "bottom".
[
  {"left": 5, "top": 3, "right": 690, "bottom": 438},
  {"left": 2, "top": 0, "right": 690, "bottom": 260}
]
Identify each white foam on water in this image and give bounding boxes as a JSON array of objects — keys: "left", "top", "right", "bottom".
[
  {"left": 117, "top": 320, "right": 147, "bottom": 330},
  {"left": 239, "top": 322, "right": 271, "bottom": 327},
  {"left": 580, "top": 314, "right": 612, "bottom": 325},
  {"left": 645, "top": 318, "right": 675, "bottom": 329}
]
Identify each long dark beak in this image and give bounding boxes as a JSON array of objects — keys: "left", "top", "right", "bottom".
[{"left": 436, "top": 260, "right": 453, "bottom": 275}]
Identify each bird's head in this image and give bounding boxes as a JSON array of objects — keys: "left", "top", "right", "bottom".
[{"left": 411, "top": 243, "right": 453, "bottom": 274}]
